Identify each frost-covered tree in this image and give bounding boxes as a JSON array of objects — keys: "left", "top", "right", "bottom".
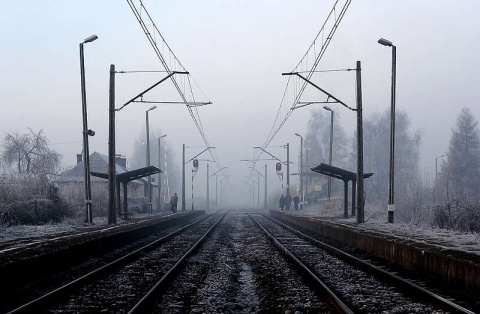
[
  {"left": 354, "top": 109, "right": 421, "bottom": 208},
  {"left": 304, "top": 108, "right": 350, "bottom": 169},
  {"left": 1, "top": 129, "right": 60, "bottom": 176},
  {"left": 442, "top": 107, "right": 480, "bottom": 199}
]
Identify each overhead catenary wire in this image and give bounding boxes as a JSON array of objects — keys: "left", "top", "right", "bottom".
[
  {"left": 126, "top": 0, "right": 223, "bottom": 170},
  {"left": 261, "top": 0, "right": 352, "bottom": 151}
]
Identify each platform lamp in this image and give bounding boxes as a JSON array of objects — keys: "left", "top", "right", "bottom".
[{"left": 80, "top": 34, "right": 98, "bottom": 224}]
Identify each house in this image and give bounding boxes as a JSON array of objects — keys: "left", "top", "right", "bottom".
[{"left": 56, "top": 152, "right": 151, "bottom": 212}]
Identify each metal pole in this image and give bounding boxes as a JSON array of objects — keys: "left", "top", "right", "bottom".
[
  {"left": 328, "top": 110, "right": 334, "bottom": 201},
  {"left": 79, "top": 43, "right": 92, "bottom": 224},
  {"left": 356, "top": 60, "right": 365, "bottom": 224},
  {"left": 207, "top": 163, "right": 210, "bottom": 211},
  {"left": 286, "top": 143, "right": 290, "bottom": 197},
  {"left": 305, "top": 148, "right": 309, "bottom": 208},
  {"left": 182, "top": 144, "right": 186, "bottom": 211},
  {"left": 257, "top": 173, "right": 260, "bottom": 207},
  {"left": 191, "top": 170, "right": 194, "bottom": 211},
  {"left": 299, "top": 136, "right": 303, "bottom": 208},
  {"left": 264, "top": 164, "right": 267, "bottom": 210},
  {"left": 388, "top": 45, "right": 397, "bottom": 223},
  {"left": 108, "top": 64, "right": 116, "bottom": 224},
  {"left": 215, "top": 175, "right": 218, "bottom": 209},
  {"left": 158, "top": 138, "right": 161, "bottom": 211},
  {"left": 146, "top": 110, "right": 152, "bottom": 213}
]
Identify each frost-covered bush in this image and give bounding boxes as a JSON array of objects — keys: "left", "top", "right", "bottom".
[
  {"left": 0, "top": 198, "right": 71, "bottom": 226},
  {"left": 432, "top": 199, "right": 480, "bottom": 232},
  {"left": 0, "top": 175, "right": 74, "bottom": 225}
]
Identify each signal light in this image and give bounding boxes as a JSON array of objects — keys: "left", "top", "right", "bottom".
[
  {"left": 193, "top": 159, "right": 199, "bottom": 168},
  {"left": 276, "top": 162, "right": 282, "bottom": 172}
]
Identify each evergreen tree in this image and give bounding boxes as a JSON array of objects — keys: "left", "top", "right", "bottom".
[{"left": 443, "top": 107, "right": 480, "bottom": 199}]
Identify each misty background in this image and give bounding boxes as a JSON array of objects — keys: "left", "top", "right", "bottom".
[{"left": 1, "top": 1, "right": 479, "bottom": 209}]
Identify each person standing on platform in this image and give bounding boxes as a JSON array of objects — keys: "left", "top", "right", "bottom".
[
  {"left": 285, "top": 193, "right": 292, "bottom": 211},
  {"left": 293, "top": 195, "right": 300, "bottom": 210},
  {"left": 279, "top": 194, "right": 285, "bottom": 210},
  {"left": 170, "top": 193, "right": 178, "bottom": 213}
]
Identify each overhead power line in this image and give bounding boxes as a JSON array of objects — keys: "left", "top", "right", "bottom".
[
  {"left": 262, "top": 0, "right": 352, "bottom": 149},
  {"left": 125, "top": 0, "right": 223, "bottom": 170}
]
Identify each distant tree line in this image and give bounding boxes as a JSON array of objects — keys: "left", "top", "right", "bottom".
[{"left": 302, "top": 106, "right": 480, "bottom": 232}]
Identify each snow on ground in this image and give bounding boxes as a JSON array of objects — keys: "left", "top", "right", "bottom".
[
  {"left": 0, "top": 212, "right": 172, "bottom": 243},
  {"left": 298, "top": 204, "right": 480, "bottom": 257},
  {"left": 1, "top": 207, "right": 479, "bottom": 258}
]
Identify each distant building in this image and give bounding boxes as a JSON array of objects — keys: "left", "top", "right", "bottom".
[{"left": 56, "top": 152, "right": 150, "bottom": 210}]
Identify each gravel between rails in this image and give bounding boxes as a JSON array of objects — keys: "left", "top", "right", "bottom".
[
  {"left": 255, "top": 214, "right": 448, "bottom": 314},
  {"left": 46, "top": 214, "right": 222, "bottom": 313},
  {"left": 152, "top": 212, "right": 333, "bottom": 314}
]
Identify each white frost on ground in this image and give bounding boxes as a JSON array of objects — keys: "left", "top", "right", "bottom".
[
  {"left": 297, "top": 204, "right": 480, "bottom": 257},
  {"left": 0, "top": 212, "right": 171, "bottom": 243}
]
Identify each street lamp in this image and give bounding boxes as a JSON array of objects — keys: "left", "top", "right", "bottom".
[
  {"left": 158, "top": 134, "right": 167, "bottom": 211},
  {"left": 378, "top": 37, "right": 397, "bottom": 223},
  {"left": 294, "top": 133, "right": 304, "bottom": 209},
  {"left": 146, "top": 106, "right": 157, "bottom": 213},
  {"left": 323, "top": 106, "right": 334, "bottom": 202},
  {"left": 435, "top": 154, "right": 445, "bottom": 182},
  {"left": 80, "top": 34, "right": 98, "bottom": 224}
]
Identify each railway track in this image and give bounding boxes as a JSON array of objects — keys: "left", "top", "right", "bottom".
[
  {"left": 7, "top": 212, "right": 224, "bottom": 313},
  {"left": 250, "top": 212, "right": 475, "bottom": 314},
  {"left": 4, "top": 209, "right": 477, "bottom": 313}
]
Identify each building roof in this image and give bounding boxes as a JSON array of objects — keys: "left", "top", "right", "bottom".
[
  {"left": 310, "top": 163, "right": 373, "bottom": 182},
  {"left": 56, "top": 152, "right": 145, "bottom": 184}
]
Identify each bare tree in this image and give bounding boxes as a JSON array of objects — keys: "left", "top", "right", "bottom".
[{"left": 2, "top": 129, "right": 60, "bottom": 175}]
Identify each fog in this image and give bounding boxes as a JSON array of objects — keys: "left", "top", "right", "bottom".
[{"left": 1, "top": 1, "right": 479, "bottom": 207}]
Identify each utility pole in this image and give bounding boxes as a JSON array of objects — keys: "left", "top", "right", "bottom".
[
  {"left": 182, "top": 144, "right": 186, "bottom": 211},
  {"left": 108, "top": 64, "right": 116, "bottom": 224},
  {"left": 157, "top": 135, "right": 166, "bottom": 211},
  {"left": 286, "top": 143, "right": 290, "bottom": 197},
  {"left": 264, "top": 164, "right": 267, "bottom": 210},
  {"left": 356, "top": 60, "right": 365, "bottom": 224},
  {"left": 207, "top": 163, "right": 210, "bottom": 211},
  {"left": 215, "top": 175, "right": 218, "bottom": 209}
]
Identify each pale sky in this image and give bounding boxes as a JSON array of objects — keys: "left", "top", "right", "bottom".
[{"left": 1, "top": 1, "right": 479, "bottom": 206}]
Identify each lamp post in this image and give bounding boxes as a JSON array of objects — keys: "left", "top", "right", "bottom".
[
  {"left": 323, "top": 106, "right": 334, "bottom": 202},
  {"left": 435, "top": 155, "right": 445, "bottom": 182},
  {"left": 305, "top": 147, "right": 311, "bottom": 208},
  {"left": 79, "top": 34, "right": 98, "bottom": 224},
  {"left": 378, "top": 37, "right": 397, "bottom": 223},
  {"left": 146, "top": 106, "right": 157, "bottom": 213},
  {"left": 294, "top": 133, "right": 304, "bottom": 209},
  {"left": 157, "top": 134, "right": 167, "bottom": 211}
]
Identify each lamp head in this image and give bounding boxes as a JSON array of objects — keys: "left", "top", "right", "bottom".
[
  {"left": 147, "top": 106, "right": 157, "bottom": 112},
  {"left": 160, "top": 134, "right": 167, "bottom": 138},
  {"left": 323, "top": 106, "right": 332, "bottom": 112},
  {"left": 378, "top": 38, "right": 393, "bottom": 47},
  {"left": 83, "top": 35, "right": 98, "bottom": 44}
]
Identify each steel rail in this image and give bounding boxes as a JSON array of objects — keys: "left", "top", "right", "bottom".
[
  {"left": 265, "top": 214, "right": 475, "bottom": 314},
  {"left": 7, "top": 213, "right": 215, "bottom": 314},
  {"left": 248, "top": 213, "right": 354, "bottom": 314},
  {"left": 128, "top": 210, "right": 230, "bottom": 313}
]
